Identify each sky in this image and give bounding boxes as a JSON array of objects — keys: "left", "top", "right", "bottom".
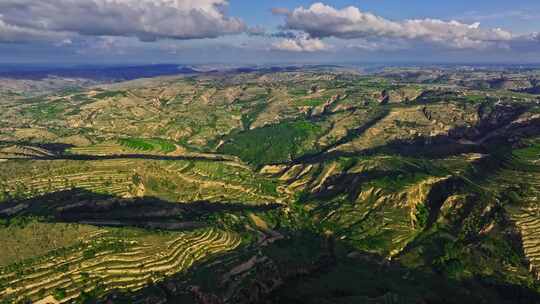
[{"left": 0, "top": 0, "right": 539, "bottom": 65}]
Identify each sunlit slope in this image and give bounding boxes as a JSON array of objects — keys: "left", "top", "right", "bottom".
[
  {"left": 0, "top": 69, "right": 539, "bottom": 303},
  {"left": 0, "top": 227, "right": 240, "bottom": 303}
]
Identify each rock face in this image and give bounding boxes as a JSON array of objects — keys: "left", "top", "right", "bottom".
[
  {"left": 488, "top": 77, "right": 533, "bottom": 90},
  {"left": 310, "top": 94, "right": 343, "bottom": 117},
  {"left": 448, "top": 102, "right": 537, "bottom": 144},
  {"left": 379, "top": 89, "right": 390, "bottom": 104},
  {"left": 387, "top": 88, "right": 423, "bottom": 103},
  {"left": 133, "top": 180, "right": 146, "bottom": 198},
  {"left": 222, "top": 256, "right": 284, "bottom": 304},
  {"left": 259, "top": 165, "right": 287, "bottom": 176},
  {"left": 1, "top": 67, "right": 540, "bottom": 304},
  {"left": 377, "top": 88, "right": 423, "bottom": 104}
]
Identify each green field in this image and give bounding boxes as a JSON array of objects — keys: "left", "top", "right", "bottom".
[
  {"left": 219, "top": 119, "right": 324, "bottom": 166},
  {"left": 118, "top": 138, "right": 176, "bottom": 153},
  {"left": 0, "top": 67, "right": 539, "bottom": 303}
]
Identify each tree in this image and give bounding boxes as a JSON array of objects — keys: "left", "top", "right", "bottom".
[
  {"left": 53, "top": 288, "right": 67, "bottom": 301},
  {"left": 415, "top": 203, "right": 430, "bottom": 229}
]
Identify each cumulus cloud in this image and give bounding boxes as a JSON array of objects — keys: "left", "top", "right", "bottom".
[
  {"left": 272, "top": 35, "right": 328, "bottom": 52},
  {"left": 528, "top": 33, "right": 540, "bottom": 42},
  {"left": 271, "top": 31, "right": 299, "bottom": 39},
  {"left": 281, "top": 2, "right": 515, "bottom": 50},
  {"left": 247, "top": 26, "right": 267, "bottom": 36},
  {"left": 0, "top": 0, "right": 245, "bottom": 43},
  {"left": 345, "top": 38, "right": 408, "bottom": 52},
  {"left": 248, "top": 29, "right": 298, "bottom": 39},
  {"left": 501, "top": 32, "right": 540, "bottom": 52},
  {"left": 0, "top": 19, "right": 68, "bottom": 43}
]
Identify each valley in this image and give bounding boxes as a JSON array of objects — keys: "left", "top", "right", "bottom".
[{"left": 0, "top": 65, "right": 539, "bottom": 303}]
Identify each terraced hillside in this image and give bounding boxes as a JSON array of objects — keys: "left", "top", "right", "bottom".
[
  {"left": 0, "top": 160, "right": 136, "bottom": 200},
  {"left": 0, "top": 157, "right": 281, "bottom": 204},
  {"left": 493, "top": 141, "right": 540, "bottom": 277},
  {"left": 0, "top": 67, "right": 539, "bottom": 303},
  {"left": 0, "top": 227, "right": 241, "bottom": 303}
]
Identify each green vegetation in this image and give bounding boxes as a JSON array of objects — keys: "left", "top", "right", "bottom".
[
  {"left": 58, "top": 87, "right": 84, "bottom": 96},
  {"left": 355, "top": 77, "right": 393, "bottom": 90},
  {"left": 118, "top": 138, "right": 176, "bottom": 153},
  {"left": 22, "top": 102, "right": 67, "bottom": 120},
  {"left": 53, "top": 288, "right": 67, "bottom": 301},
  {"left": 293, "top": 96, "right": 328, "bottom": 107},
  {"left": 0, "top": 226, "right": 242, "bottom": 303},
  {"left": 463, "top": 94, "right": 486, "bottom": 103},
  {"left": 0, "top": 68, "right": 539, "bottom": 303},
  {"left": 415, "top": 203, "right": 430, "bottom": 228},
  {"left": 513, "top": 140, "right": 540, "bottom": 160},
  {"left": 118, "top": 138, "right": 155, "bottom": 151},
  {"left": 93, "top": 90, "right": 127, "bottom": 99},
  {"left": 70, "top": 93, "right": 94, "bottom": 103},
  {"left": 288, "top": 88, "right": 309, "bottom": 96},
  {"left": 219, "top": 119, "right": 323, "bottom": 166},
  {"left": 368, "top": 172, "right": 431, "bottom": 193},
  {"left": 241, "top": 102, "right": 267, "bottom": 130}
]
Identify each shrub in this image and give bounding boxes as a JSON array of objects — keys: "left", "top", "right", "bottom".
[
  {"left": 118, "top": 138, "right": 176, "bottom": 153},
  {"left": 219, "top": 119, "right": 323, "bottom": 166},
  {"left": 93, "top": 90, "right": 126, "bottom": 99},
  {"left": 53, "top": 288, "right": 67, "bottom": 300},
  {"left": 415, "top": 204, "right": 430, "bottom": 228}
]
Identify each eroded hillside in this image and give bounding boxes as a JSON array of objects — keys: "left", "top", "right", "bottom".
[{"left": 0, "top": 67, "right": 539, "bottom": 304}]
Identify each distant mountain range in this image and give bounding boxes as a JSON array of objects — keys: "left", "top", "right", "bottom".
[
  {"left": 0, "top": 64, "right": 350, "bottom": 82},
  {"left": 0, "top": 64, "right": 200, "bottom": 81}
]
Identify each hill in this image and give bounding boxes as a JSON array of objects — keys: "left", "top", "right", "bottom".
[{"left": 0, "top": 66, "right": 539, "bottom": 303}]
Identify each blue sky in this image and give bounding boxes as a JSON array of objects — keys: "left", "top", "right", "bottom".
[
  {"left": 231, "top": 0, "right": 540, "bottom": 33},
  {"left": 0, "top": 0, "right": 539, "bottom": 64}
]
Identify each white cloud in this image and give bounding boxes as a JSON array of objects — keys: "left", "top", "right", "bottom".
[
  {"left": 0, "top": 19, "right": 68, "bottom": 43},
  {"left": 527, "top": 33, "right": 540, "bottom": 42},
  {"left": 345, "top": 38, "right": 408, "bottom": 51},
  {"left": 282, "top": 3, "right": 515, "bottom": 49},
  {"left": 247, "top": 26, "right": 267, "bottom": 36},
  {"left": 0, "top": 0, "right": 245, "bottom": 43},
  {"left": 272, "top": 36, "right": 328, "bottom": 52}
]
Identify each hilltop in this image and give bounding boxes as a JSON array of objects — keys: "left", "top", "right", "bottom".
[{"left": 0, "top": 65, "right": 539, "bottom": 304}]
